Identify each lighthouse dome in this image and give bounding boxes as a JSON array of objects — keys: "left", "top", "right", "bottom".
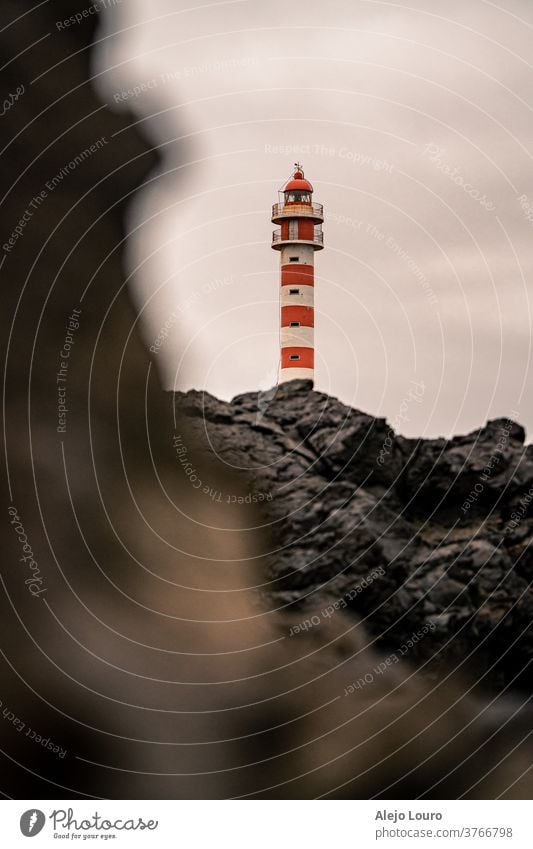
[{"left": 283, "top": 168, "right": 313, "bottom": 193}]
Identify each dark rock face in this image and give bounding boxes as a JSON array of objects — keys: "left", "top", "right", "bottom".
[{"left": 174, "top": 380, "right": 533, "bottom": 693}]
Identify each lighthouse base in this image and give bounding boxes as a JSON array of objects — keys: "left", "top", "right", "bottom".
[{"left": 279, "top": 368, "right": 314, "bottom": 385}]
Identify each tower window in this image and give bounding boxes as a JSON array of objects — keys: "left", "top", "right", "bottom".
[
  {"left": 289, "top": 256, "right": 299, "bottom": 262},
  {"left": 289, "top": 354, "right": 300, "bottom": 361},
  {"left": 285, "top": 192, "right": 311, "bottom": 204},
  {"left": 288, "top": 221, "right": 298, "bottom": 240},
  {"left": 289, "top": 288, "right": 300, "bottom": 295},
  {"left": 290, "top": 321, "right": 300, "bottom": 327}
]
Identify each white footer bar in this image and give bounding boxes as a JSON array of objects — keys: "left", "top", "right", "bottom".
[{"left": 2, "top": 800, "right": 531, "bottom": 848}]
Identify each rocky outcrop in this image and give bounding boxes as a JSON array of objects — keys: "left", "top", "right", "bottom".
[{"left": 173, "top": 381, "right": 533, "bottom": 693}]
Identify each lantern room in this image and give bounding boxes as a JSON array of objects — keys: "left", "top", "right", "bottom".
[{"left": 271, "top": 163, "right": 324, "bottom": 247}]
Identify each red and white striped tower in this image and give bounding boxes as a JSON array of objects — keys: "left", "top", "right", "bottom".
[{"left": 272, "top": 164, "right": 324, "bottom": 385}]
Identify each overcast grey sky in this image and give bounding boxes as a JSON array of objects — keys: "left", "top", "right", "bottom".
[{"left": 96, "top": 0, "right": 533, "bottom": 439}]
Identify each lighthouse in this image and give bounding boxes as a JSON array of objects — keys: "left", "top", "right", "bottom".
[{"left": 272, "top": 164, "right": 324, "bottom": 385}]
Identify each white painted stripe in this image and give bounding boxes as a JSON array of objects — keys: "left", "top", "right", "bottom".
[
  {"left": 281, "top": 326, "right": 314, "bottom": 348},
  {"left": 280, "top": 244, "right": 314, "bottom": 266},
  {"left": 280, "top": 286, "right": 314, "bottom": 308},
  {"left": 280, "top": 368, "right": 314, "bottom": 383}
]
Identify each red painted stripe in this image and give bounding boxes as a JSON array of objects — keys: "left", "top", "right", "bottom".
[
  {"left": 279, "top": 220, "right": 318, "bottom": 243},
  {"left": 298, "top": 220, "right": 315, "bottom": 241},
  {"left": 281, "top": 265, "right": 314, "bottom": 287},
  {"left": 281, "top": 306, "right": 314, "bottom": 327},
  {"left": 281, "top": 347, "right": 314, "bottom": 369}
]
